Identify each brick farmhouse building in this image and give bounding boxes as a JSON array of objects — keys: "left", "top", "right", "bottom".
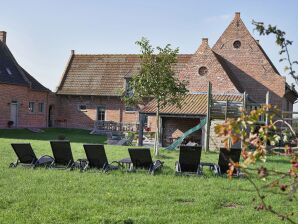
[
  {"left": 1, "top": 13, "right": 297, "bottom": 147},
  {"left": 54, "top": 12, "right": 298, "bottom": 146},
  {"left": 0, "top": 31, "right": 54, "bottom": 128}
]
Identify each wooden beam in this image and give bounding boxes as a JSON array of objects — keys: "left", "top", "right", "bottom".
[
  {"left": 224, "top": 100, "right": 228, "bottom": 121},
  {"left": 265, "top": 91, "right": 270, "bottom": 126},
  {"left": 204, "top": 82, "right": 212, "bottom": 152},
  {"left": 138, "top": 113, "right": 145, "bottom": 146},
  {"left": 243, "top": 91, "right": 247, "bottom": 112}
]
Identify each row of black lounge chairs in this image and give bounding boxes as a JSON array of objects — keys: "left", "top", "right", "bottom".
[{"left": 9, "top": 140, "right": 241, "bottom": 176}]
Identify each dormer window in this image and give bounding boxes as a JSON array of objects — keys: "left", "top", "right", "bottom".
[
  {"left": 233, "top": 40, "right": 241, "bottom": 49},
  {"left": 78, "top": 104, "right": 87, "bottom": 111},
  {"left": 6, "top": 67, "right": 12, "bottom": 75}
]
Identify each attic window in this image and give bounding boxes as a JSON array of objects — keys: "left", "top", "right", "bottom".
[
  {"left": 233, "top": 40, "right": 241, "bottom": 49},
  {"left": 78, "top": 105, "right": 87, "bottom": 111},
  {"left": 6, "top": 68, "right": 12, "bottom": 75},
  {"left": 198, "top": 66, "right": 208, "bottom": 76}
]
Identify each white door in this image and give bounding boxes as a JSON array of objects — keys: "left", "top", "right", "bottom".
[{"left": 10, "top": 103, "right": 18, "bottom": 127}]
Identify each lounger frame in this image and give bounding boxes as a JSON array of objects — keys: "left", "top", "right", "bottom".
[
  {"left": 10, "top": 143, "right": 54, "bottom": 168},
  {"left": 49, "top": 140, "right": 77, "bottom": 169},
  {"left": 128, "top": 148, "right": 163, "bottom": 175},
  {"left": 175, "top": 146, "right": 203, "bottom": 175},
  {"left": 81, "top": 144, "right": 121, "bottom": 172}
]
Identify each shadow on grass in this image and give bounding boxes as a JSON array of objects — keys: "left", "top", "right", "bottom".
[{"left": 0, "top": 128, "right": 106, "bottom": 144}]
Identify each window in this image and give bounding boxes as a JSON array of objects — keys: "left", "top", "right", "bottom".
[
  {"left": 125, "top": 106, "right": 137, "bottom": 112},
  {"left": 97, "top": 106, "right": 105, "bottom": 121},
  {"left": 198, "top": 66, "right": 208, "bottom": 76},
  {"left": 38, "top": 103, "right": 44, "bottom": 113},
  {"left": 29, "top": 102, "right": 35, "bottom": 112},
  {"left": 233, "top": 40, "right": 241, "bottom": 49},
  {"left": 125, "top": 78, "right": 134, "bottom": 97},
  {"left": 6, "top": 67, "right": 12, "bottom": 75},
  {"left": 144, "top": 115, "right": 148, "bottom": 127},
  {"left": 78, "top": 104, "right": 87, "bottom": 111}
]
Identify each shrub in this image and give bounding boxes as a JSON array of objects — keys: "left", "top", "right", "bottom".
[
  {"left": 57, "top": 134, "right": 66, "bottom": 140},
  {"left": 7, "top": 121, "right": 14, "bottom": 128}
]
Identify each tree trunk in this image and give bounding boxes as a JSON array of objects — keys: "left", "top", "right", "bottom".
[{"left": 154, "top": 102, "right": 160, "bottom": 156}]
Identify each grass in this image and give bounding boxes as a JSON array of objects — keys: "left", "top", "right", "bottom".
[{"left": 0, "top": 128, "right": 297, "bottom": 224}]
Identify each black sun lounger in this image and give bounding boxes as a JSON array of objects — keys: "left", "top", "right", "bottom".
[
  {"left": 10, "top": 143, "right": 53, "bottom": 168},
  {"left": 49, "top": 140, "right": 77, "bottom": 169},
  {"left": 175, "top": 146, "right": 203, "bottom": 175},
  {"left": 128, "top": 148, "right": 163, "bottom": 175},
  {"left": 216, "top": 147, "right": 242, "bottom": 176},
  {"left": 82, "top": 144, "right": 121, "bottom": 172},
  {"left": 206, "top": 148, "right": 242, "bottom": 176}
]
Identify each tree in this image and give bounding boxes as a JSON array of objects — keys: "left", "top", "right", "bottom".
[{"left": 123, "top": 37, "right": 188, "bottom": 156}]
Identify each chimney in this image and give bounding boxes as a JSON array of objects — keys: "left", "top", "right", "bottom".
[
  {"left": 235, "top": 12, "right": 240, "bottom": 19},
  {"left": 202, "top": 38, "right": 208, "bottom": 46},
  {"left": 71, "top": 50, "right": 75, "bottom": 55},
  {"left": 0, "top": 31, "right": 7, "bottom": 43},
  {"left": 195, "top": 38, "right": 209, "bottom": 54}
]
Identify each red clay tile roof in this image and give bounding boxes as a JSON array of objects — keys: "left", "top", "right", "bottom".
[
  {"left": 140, "top": 93, "right": 243, "bottom": 115},
  {"left": 56, "top": 54, "right": 192, "bottom": 96}
]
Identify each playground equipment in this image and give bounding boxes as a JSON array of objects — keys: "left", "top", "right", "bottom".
[
  {"left": 138, "top": 82, "right": 298, "bottom": 151},
  {"left": 165, "top": 82, "right": 246, "bottom": 150},
  {"left": 166, "top": 117, "right": 207, "bottom": 150}
]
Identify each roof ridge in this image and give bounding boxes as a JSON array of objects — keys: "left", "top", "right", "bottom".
[
  {"left": 0, "top": 41, "right": 49, "bottom": 91},
  {"left": 56, "top": 52, "right": 75, "bottom": 92},
  {"left": 72, "top": 53, "right": 193, "bottom": 56},
  {"left": 20, "top": 67, "right": 49, "bottom": 92},
  {"left": 0, "top": 41, "right": 32, "bottom": 87},
  {"left": 212, "top": 12, "right": 250, "bottom": 50},
  {"left": 190, "top": 92, "right": 243, "bottom": 96}
]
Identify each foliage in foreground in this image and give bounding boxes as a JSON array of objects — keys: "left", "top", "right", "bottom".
[
  {"left": 215, "top": 105, "right": 298, "bottom": 223},
  {"left": 252, "top": 20, "right": 298, "bottom": 86}
]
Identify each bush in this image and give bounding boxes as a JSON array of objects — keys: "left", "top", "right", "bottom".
[
  {"left": 57, "top": 134, "right": 66, "bottom": 140},
  {"left": 7, "top": 121, "right": 14, "bottom": 128}
]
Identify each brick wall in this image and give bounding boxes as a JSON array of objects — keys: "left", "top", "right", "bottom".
[
  {"left": 179, "top": 38, "right": 240, "bottom": 94},
  {"left": 162, "top": 117, "right": 201, "bottom": 146},
  {"left": 208, "top": 119, "right": 241, "bottom": 151},
  {"left": 0, "top": 83, "right": 49, "bottom": 128},
  {"left": 55, "top": 95, "right": 139, "bottom": 129},
  {"left": 212, "top": 13, "right": 286, "bottom": 109}
]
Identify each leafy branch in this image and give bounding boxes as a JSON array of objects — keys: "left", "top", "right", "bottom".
[
  {"left": 245, "top": 172, "right": 297, "bottom": 224},
  {"left": 252, "top": 20, "right": 298, "bottom": 85},
  {"left": 215, "top": 105, "right": 298, "bottom": 223}
]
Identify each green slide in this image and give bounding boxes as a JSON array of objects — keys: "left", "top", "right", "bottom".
[{"left": 165, "top": 117, "right": 207, "bottom": 150}]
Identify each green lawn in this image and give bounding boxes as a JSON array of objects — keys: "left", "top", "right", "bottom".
[{"left": 0, "top": 129, "right": 297, "bottom": 224}]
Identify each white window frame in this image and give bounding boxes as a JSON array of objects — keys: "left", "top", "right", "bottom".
[
  {"left": 38, "top": 102, "right": 45, "bottom": 113},
  {"left": 97, "top": 106, "right": 105, "bottom": 121},
  {"left": 125, "top": 105, "right": 137, "bottom": 113},
  {"left": 29, "top": 102, "right": 35, "bottom": 113}
]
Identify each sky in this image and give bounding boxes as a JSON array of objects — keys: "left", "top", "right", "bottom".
[{"left": 1, "top": 0, "right": 298, "bottom": 103}]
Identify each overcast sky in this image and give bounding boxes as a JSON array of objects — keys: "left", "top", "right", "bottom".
[{"left": 1, "top": 0, "right": 298, "bottom": 105}]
